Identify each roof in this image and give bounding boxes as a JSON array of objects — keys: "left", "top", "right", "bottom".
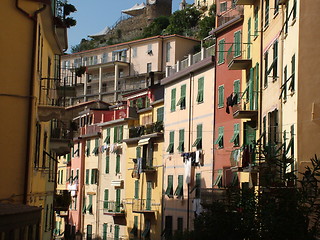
[
  {"left": 161, "top": 56, "right": 215, "bottom": 85},
  {"left": 0, "top": 203, "right": 41, "bottom": 216},
  {"left": 65, "top": 100, "right": 110, "bottom": 110},
  {"left": 64, "top": 35, "right": 200, "bottom": 57},
  {"left": 122, "top": 3, "right": 146, "bottom": 16}
]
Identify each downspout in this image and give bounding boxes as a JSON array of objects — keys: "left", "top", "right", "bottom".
[
  {"left": 187, "top": 72, "right": 194, "bottom": 232},
  {"left": 258, "top": 0, "right": 264, "bottom": 191},
  {"left": 213, "top": 38, "right": 217, "bottom": 188},
  {"left": 16, "top": 0, "right": 47, "bottom": 204}
]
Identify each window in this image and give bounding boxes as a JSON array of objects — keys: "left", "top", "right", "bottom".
[
  {"left": 218, "top": 85, "right": 224, "bottom": 108},
  {"left": 104, "top": 189, "right": 109, "bottom": 209},
  {"left": 103, "top": 223, "right": 108, "bottom": 240},
  {"left": 213, "top": 169, "right": 223, "bottom": 187},
  {"left": 146, "top": 181, "right": 152, "bottom": 210},
  {"left": 176, "top": 84, "right": 186, "bottom": 109},
  {"left": 264, "top": 51, "right": 269, "bottom": 88},
  {"left": 293, "top": 0, "right": 297, "bottom": 20},
  {"left": 234, "top": 31, "right": 241, "bottom": 57},
  {"left": 265, "top": 0, "right": 269, "bottom": 27},
  {"left": 102, "top": 53, "right": 108, "bottom": 63},
  {"left": 218, "top": 39, "right": 225, "bottom": 64},
  {"left": 230, "top": 123, "right": 240, "bottom": 146},
  {"left": 247, "top": 18, "right": 251, "bottom": 59},
  {"left": 113, "top": 126, "right": 123, "bottom": 143},
  {"left": 91, "top": 169, "right": 98, "bottom": 184},
  {"left": 274, "top": 0, "right": 279, "bottom": 15},
  {"left": 132, "top": 47, "right": 137, "bottom": 58},
  {"left": 266, "top": 40, "right": 278, "bottom": 81},
  {"left": 214, "top": 126, "right": 224, "bottom": 148},
  {"left": 177, "top": 218, "right": 183, "bottom": 233},
  {"left": 197, "top": 77, "right": 204, "bottom": 103},
  {"left": 92, "top": 138, "right": 99, "bottom": 155},
  {"left": 165, "top": 216, "right": 173, "bottom": 239},
  {"left": 220, "top": 1, "right": 227, "bottom": 12},
  {"left": 166, "top": 42, "right": 171, "bottom": 62},
  {"left": 133, "top": 216, "right": 138, "bottom": 236},
  {"left": 134, "top": 180, "right": 139, "bottom": 199},
  {"left": 82, "top": 196, "right": 87, "bottom": 214},
  {"left": 148, "top": 44, "right": 152, "bottom": 53},
  {"left": 178, "top": 129, "right": 185, "bottom": 152},
  {"left": 87, "top": 195, "right": 93, "bottom": 214},
  {"left": 87, "top": 225, "right": 92, "bottom": 240},
  {"left": 281, "top": 65, "right": 288, "bottom": 100},
  {"left": 166, "top": 131, "right": 174, "bottom": 153},
  {"left": 170, "top": 88, "right": 176, "bottom": 112},
  {"left": 192, "top": 124, "right": 202, "bottom": 150},
  {"left": 174, "top": 175, "right": 183, "bottom": 197},
  {"left": 86, "top": 140, "right": 90, "bottom": 157},
  {"left": 116, "top": 189, "right": 121, "bottom": 212},
  {"left": 105, "top": 155, "right": 110, "bottom": 174},
  {"left": 147, "top": 63, "right": 152, "bottom": 73},
  {"left": 104, "top": 128, "right": 110, "bottom": 144},
  {"left": 85, "top": 169, "right": 89, "bottom": 185},
  {"left": 254, "top": 6, "right": 259, "bottom": 36},
  {"left": 157, "top": 107, "right": 164, "bottom": 122},
  {"left": 116, "top": 155, "right": 120, "bottom": 174},
  {"left": 165, "top": 175, "right": 173, "bottom": 197}
]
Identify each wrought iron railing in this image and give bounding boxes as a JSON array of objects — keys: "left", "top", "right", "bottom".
[
  {"left": 103, "top": 201, "right": 124, "bottom": 214},
  {"left": 132, "top": 198, "right": 158, "bottom": 212}
]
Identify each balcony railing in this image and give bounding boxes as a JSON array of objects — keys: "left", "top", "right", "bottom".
[
  {"left": 129, "top": 121, "right": 164, "bottom": 138},
  {"left": 217, "top": 5, "right": 244, "bottom": 27},
  {"left": 103, "top": 201, "right": 125, "bottom": 216},
  {"left": 133, "top": 157, "right": 157, "bottom": 174},
  {"left": 227, "top": 43, "right": 252, "bottom": 70},
  {"left": 231, "top": 91, "right": 258, "bottom": 119},
  {"left": 50, "top": 121, "right": 73, "bottom": 155},
  {"left": 54, "top": 190, "right": 71, "bottom": 211},
  {"left": 80, "top": 124, "right": 100, "bottom": 136},
  {"left": 132, "top": 199, "right": 159, "bottom": 213},
  {"left": 200, "top": 188, "right": 227, "bottom": 206},
  {"left": 102, "top": 106, "right": 138, "bottom": 122}
]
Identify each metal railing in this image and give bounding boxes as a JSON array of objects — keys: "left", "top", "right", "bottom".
[
  {"left": 129, "top": 121, "right": 164, "bottom": 138},
  {"left": 226, "top": 43, "right": 251, "bottom": 67},
  {"left": 217, "top": 5, "right": 244, "bottom": 27},
  {"left": 103, "top": 201, "right": 124, "bottom": 214},
  {"left": 132, "top": 198, "right": 158, "bottom": 212},
  {"left": 232, "top": 91, "right": 258, "bottom": 112}
]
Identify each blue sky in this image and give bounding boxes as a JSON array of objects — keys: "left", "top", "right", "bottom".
[{"left": 66, "top": 0, "right": 193, "bottom": 52}]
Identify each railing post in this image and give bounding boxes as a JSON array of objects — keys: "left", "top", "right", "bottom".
[
  {"left": 176, "top": 60, "right": 180, "bottom": 72},
  {"left": 188, "top": 54, "right": 193, "bottom": 67},
  {"left": 166, "top": 66, "right": 171, "bottom": 77},
  {"left": 201, "top": 47, "right": 205, "bottom": 60}
]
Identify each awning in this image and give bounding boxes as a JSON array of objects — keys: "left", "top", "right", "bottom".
[
  {"left": 88, "top": 26, "right": 110, "bottom": 38},
  {"left": 138, "top": 138, "right": 150, "bottom": 146},
  {"left": 122, "top": 3, "right": 146, "bottom": 16}
]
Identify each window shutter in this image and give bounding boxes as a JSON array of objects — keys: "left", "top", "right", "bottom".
[
  {"left": 234, "top": 31, "right": 241, "bottom": 57},
  {"left": 195, "top": 173, "right": 201, "bottom": 198},
  {"left": 105, "top": 155, "right": 110, "bottom": 174},
  {"left": 170, "top": 88, "right": 176, "bottom": 112},
  {"left": 264, "top": 51, "right": 269, "bottom": 88},
  {"left": 146, "top": 181, "right": 152, "bottom": 210},
  {"left": 103, "top": 223, "right": 108, "bottom": 240},
  {"left": 85, "top": 169, "right": 89, "bottom": 184},
  {"left": 254, "top": 7, "right": 259, "bottom": 36},
  {"left": 234, "top": 80, "right": 240, "bottom": 97},
  {"left": 116, "top": 155, "right": 120, "bottom": 174},
  {"left": 218, "top": 39, "right": 225, "bottom": 64},
  {"left": 218, "top": 85, "right": 224, "bottom": 108},
  {"left": 249, "top": 67, "right": 254, "bottom": 110},
  {"left": 273, "top": 41, "right": 278, "bottom": 79},
  {"left": 197, "top": 77, "right": 204, "bottom": 103},
  {"left": 247, "top": 19, "right": 251, "bottom": 59},
  {"left": 114, "top": 127, "right": 118, "bottom": 143},
  {"left": 119, "top": 126, "right": 123, "bottom": 142},
  {"left": 178, "top": 129, "right": 185, "bottom": 152},
  {"left": 134, "top": 180, "right": 139, "bottom": 199},
  {"left": 104, "top": 189, "right": 109, "bottom": 209},
  {"left": 157, "top": 107, "right": 164, "bottom": 122},
  {"left": 283, "top": 66, "right": 287, "bottom": 100},
  {"left": 290, "top": 54, "right": 295, "bottom": 91},
  {"left": 116, "top": 189, "right": 121, "bottom": 212},
  {"left": 136, "top": 147, "right": 141, "bottom": 158}
]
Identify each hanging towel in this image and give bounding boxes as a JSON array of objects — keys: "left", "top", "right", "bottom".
[{"left": 184, "top": 157, "right": 192, "bottom": 184}]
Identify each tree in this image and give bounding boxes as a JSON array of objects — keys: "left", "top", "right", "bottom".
[
  {"left": 143, "top": 16, "right": 170, "bottom": 38},
  {"left": 164, "top": 7, "right": 201, "bottom": 36},
  {"left": 197, "top": 5, "right": 216, "bottom": 39},
  {"left": 71, "top": 39, "right": 97, "bottom": 53}
]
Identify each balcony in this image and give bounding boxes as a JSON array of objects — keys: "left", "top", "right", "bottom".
[
  {"left": 103, "top": 201, "right": 125, "bottom": 217},
  {"left": 56, "top": 85, "right": 76, "bottom": 98},
  {"left": 132, "top": 158, "right": 157, "bottom": 176},
  {"left": 129, "top": 121, "right": 164, "bottom": 138},
  {"left": 80, "top": 124, "right": 100, "bottom": 137},
  {"left": 54, "top": 190, "right": 71, "bottom": 212},
  {"left": 38, "top": 105, "right": 65, "bottom": 122},
  {"left": 132, "top": 199, "right": 159, "bottom": 214},
  {"left": 236, "top": 0, "right": 256, "bottom": 5},
  {"left": 231, "top": 91, "right": 258, "bottom": 120},
  {"left": 102, "top": 106, "right": 138, "bottom": 122},
  {"left": 227, "top": 43, "right": 252, "bottom": 70},
  {"left": 50, "top": 124, "right": 73, "bottom": 156},
  {"left": 217, "top": 5, "right": 244, "bottom": 27},
  {"left": 200, "top": 188, "right": 227, "bottom": 206}
]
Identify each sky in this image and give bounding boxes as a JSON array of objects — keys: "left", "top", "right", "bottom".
[{"left": 66, "top": 0, "right": 194, "bottom": 52}]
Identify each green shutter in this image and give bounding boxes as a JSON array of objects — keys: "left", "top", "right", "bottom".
[
  {"left": 105, "top": 155, "right": 109, "bottom": 174},
  {"left": 104, "top": 189, "right": 109, "bottom": 209},
  {"left": 273, "top": 41, "right": 278, "bottom": 79},
  {"left": 290, "top": 54, "right": 295, "bottom": 91},
  {"left": 234, "top": 80, "right": 240, "bottom": 102},
  {"left": 118, "top": 126, "right": 123, "bottom": 142},
  {"left": 166, "top": 131, "right": 174, "bottom": 153},
  {"left": 175, "top": 175, "right": 183, "bottom": 197},
  {"left": 178, "top": 129, "right": 184, "bottom": 152},
  {"left": 218, "top": 85, "right": 224, "bottom": 108},
  {"left": 192, "top": 124, "right": 202, "bottom": 150},
  {"left": 285, "top": 2, "right": 289, "bottom": 34},
  {"left": 116, "top": 189, "right": 121, "bottom": 212},
  {"left": 85, "top": 169, "right": 89, "bottom": 184},
  {"left": 114, "top": 225, "right": 120, "bottom": 240},
  {"left": 293, "top": 0, "right": 296, "bottom": 19},
  {"left": 134, "top": 180, "right": 139, "bottom": 199},
  {"left": 283, "top": 66, "right": 287, "bottom": 100},
  {"left": 87, "top": 225, "right": 92, "bottom": 240},
  {"left": 234, "top": 31, "right": 241, "bottom": 57},
  {"left": 247, "top": 18, "right": 251, "bottom": 59},
  {"left": 230, "top": 123, "right": 240, "bottom": 146},
  {"left": 91, "top": 169, "right": 95, "bottom": 184},
  {"left": 255, "top": 63, "right": 259, "bottom": 108},
  {"left": 86, "top": 140, "right": 90, "bottom": 157},
  {"left": 103, "top": 223, "right": 108, "bottom": 240},
  {"left": 170, "top": 88, "right": 176, "bottom": 112},
  {"left": 136, "top": 98, "right": 143, "bottom": 109},
  {"left": 88, "top": 195, "right": 93, "bottom": 214},
  {"left": 146, "top": 181, "right": 152, "bottom": 210},
  {"left": 265, "top": 0, "right": 269, "bottom": 27},
  {"left": 104, "top": 128, "right": 110, "bottom": 144},
  {"left": 264, "top": 51, "right": 269, "bottom": 88},
  {"left": 249, "top": 67, "right": 254, "bottom": 110},
  {"left": 197, "top": 77, "right": 204, "bottom": 103},
  {"left": 113, "top": 127, "right": 118, "bottom": 143},
  {"left": 177, "top": 84, "right": 187, "bottom": 109},
  {"left": 116, "top": 155, "right": 120, "bottom": 174},
  {"left": 218, "top": 39, "right": 225, "bottom": 64},
  {"left": 136, "top": 147, "right": 141, "bottom": 158},
  {"left": 165, "top": 175, "right": 173, "bottom": 197},
  {"left": 254, "top": 7, "right": 259, "bottom": 36},
  {"left": 157, "top": 107, "right": 164, "bottom": 122}
]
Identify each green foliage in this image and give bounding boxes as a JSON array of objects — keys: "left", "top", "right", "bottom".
[
  {"left": 63, "top": 3, "right": 77, "bottom": 16},
  {"left": 63, "top": 17, "right": 77, "bottom": 28},
  {"left": 143, "top": 16, "right": 170, "bottom": 38},
  {"left": 197, "top": 4, "right": 216, "bottom": 39},
  {"left": 71, "top": 38, "right": 97, "bottom": 53},
  {"left": 164, "top": 7, "right": 201, "bottom": 36}
]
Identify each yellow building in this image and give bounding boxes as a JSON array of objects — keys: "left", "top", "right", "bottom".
[
  {"left": 0, "top": 0, "right": 70, "bottom": 239},
  {"left": 123, "top": 86, "right": 164, "bottom": 240}
]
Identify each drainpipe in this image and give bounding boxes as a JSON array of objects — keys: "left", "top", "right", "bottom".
[
  {"left": 15, "top": 0, "right": 47, "bottom": 205},
  {"left": 258, "top": 0, "right": 264, "bottom": 191},
  {"left": 213, "top": 38, "right": 217, "bottom": 187},
  {"left": 187, "top": 72, "right": 194, "bottom": 232}
]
